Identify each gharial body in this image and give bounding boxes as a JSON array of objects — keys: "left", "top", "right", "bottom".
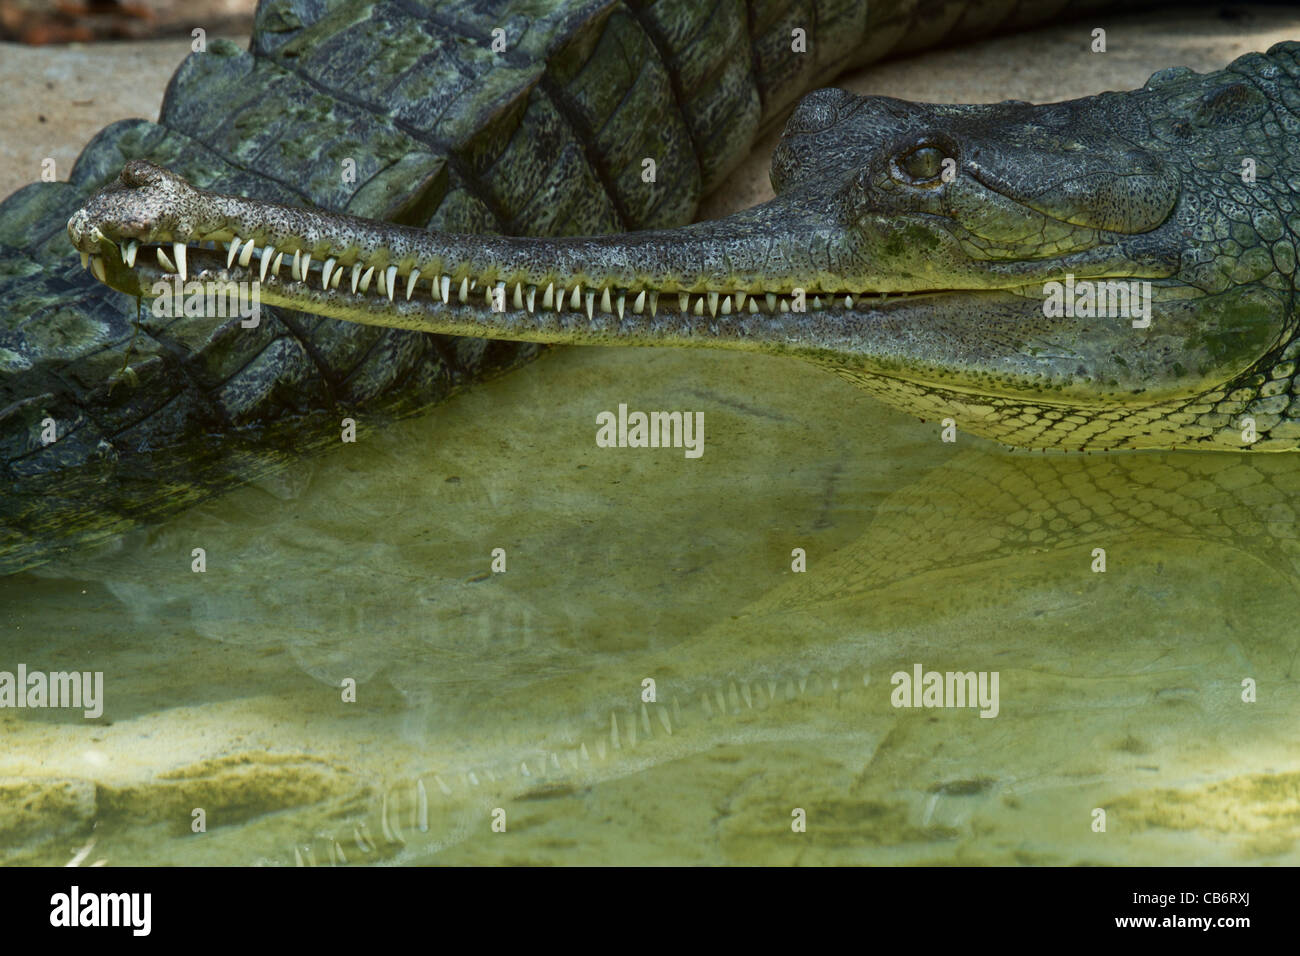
[
  {"left": 2, "top": 0, "right": 1295, "bottom": 576},
  {"left": 74, "top": 38, "right": 1300, "bottom": 453}
]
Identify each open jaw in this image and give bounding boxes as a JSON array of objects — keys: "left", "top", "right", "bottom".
[
  {"left": 67, "top": 163, "right": 1194, "bottom": 392},
  {"left": 65, "top": 162, "right": 983, "bottom": 343},
  {"left": 67, "top": 159, "right": 1284, "bottom": 454}
]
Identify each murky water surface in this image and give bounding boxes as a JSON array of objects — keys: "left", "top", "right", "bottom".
[{"left": 4, "top": 344, "right": 1298, "bottom": 865}]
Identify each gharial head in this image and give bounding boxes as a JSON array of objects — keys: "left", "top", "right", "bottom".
[{"left": 69, "top": 42, "right": 1300, "bottom": 451}]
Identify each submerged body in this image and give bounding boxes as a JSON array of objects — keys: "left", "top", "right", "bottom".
[{"left": 73, "top": 41, "right": 1300, "bottom": 452}]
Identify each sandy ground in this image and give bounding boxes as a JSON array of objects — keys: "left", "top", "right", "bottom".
[{"left": 0, "top": 35, "right": 246, "bottom": 200}]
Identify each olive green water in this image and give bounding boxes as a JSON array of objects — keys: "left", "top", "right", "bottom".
[
  {"left": 3, "top": 342, "right": 1299, "bottom": 865},
  {"left": 3, "top": 9, "right": 1300, "bottom": 866}
]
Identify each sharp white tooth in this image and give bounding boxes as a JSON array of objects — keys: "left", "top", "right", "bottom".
[
  {"left": 156, "top": 246, "right": 177, "bottom": 274},
  {"left": 458, "top": 276, "right": 469, "bottom": 303},
  {"left": 238, "top": 239, "right": 255, "bottom": 267},
  {"left": 359, "top": 266, "right": 375, "bottom": 293},
  {"left": 227, "top": 237, "right": 241, "bottom": 268},
  {"left": 749, "top": 297, "right": 759, "bottom": 313},
  {"left": 301, "top": 252, "right": 312, "bottom": 282},
  {"left": 678, "top": 293, "right": 689, "bottom": 312},
  {"left": 292, "top": 250, "right": 302, "bottom": 281},
  {"left": 331, "top": 267, "right": 342, "bottom": 289},
  {"left": 526, "top": 285, "right": 536, "bottom": 312},
  {"left": 616, "top": 293, "right": 625, "bottom": 319},
  {"left": 259, "top": 244, "right": 273, "bottom": 281},
  {"left": 736, "top": 291, "right": 746, "bottom": 309},
  {"left": 633, "top": 290, "right": 645, "bottom": 314},
  {"left": 813, "top": 295, "right": 824, "bottom": 310},
  {"left": 385, "top": 265, "right": 396, "bottom": 301},
  {"left": 780, "top": 299, "right": 790, "bottom": 312},
  {"left": 321, "top": 257, "right": 336, "bottom": 290},
  {"left": 495, "top": 281, "right": 506, "bottom": 309},
  {"left": 766, "top": 293, "right": 777, "bottom": 312},
  {"left": 173, "top": 242, "right": 188, "bottom": 280},
  {"left": 406, "top": 269, "right": 420, "bottom": 300},
  {"left": 376, "top": 267, "right": 385, "bottom": 297},
  {"left": 708, "top": 291, "right": 719, "bottom": 316},
  {"left": 585, "top": 290, "right": 595, "bottom": 320},
  {"left": 693, "top": 296, "right": 705, "bottom": 316},
  {"left": 542, "top": 283, "right": 554, "bottom": 309},
  {"left": 89, "top": 255, "right": 106, "bottom": 282},
  {"left": 123, "top": 239, "right": 138, "bottom": 268},
  {"left": 512, "top": 283, "right": 523, "bottom": 310},
  {"left": 844, "top": 295, "right": 853, "bottom": 308},
  {"left": 570, "top": 284, "right": 581, "bottom": 311},
  {"left": 721, "top": 295, "right": 732, "bottom": 315},
  {"left": 485, "top": 284, "right": 494, "bottom": 308},
  {"left": 649, "top": 291, "right": 658, "bottom": 317},
  {"left": 272, "top": 252, "right": 284, "bottom": 277},
  {"left": 440, "top": 274, "right": 450, "bottom": 304},
  {"left": 600, "top": 287, "right": 612, "bottom": 314},
  {"left": 79, "top": 251, "right": 89, "bottom": 270},
  {"left": 351, "top": 262, "right": 361, "bottom": 293}
]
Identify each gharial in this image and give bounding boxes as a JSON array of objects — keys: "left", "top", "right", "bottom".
[
  {"left": 3, "top": 0, "right": 1296, "bottom": 576},
  {"left": 74, "top": 40, "right": 1300, "bottom": 453}
]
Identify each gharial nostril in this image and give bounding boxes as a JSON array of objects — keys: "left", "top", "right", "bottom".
[{"left": 786, "top": 87, "right": 856, "bottom": 134}]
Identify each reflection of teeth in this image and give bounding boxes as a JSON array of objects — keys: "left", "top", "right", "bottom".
[
  {"left": 157, "top": 246, "right": 177, "bottom": 273},
  {"left": 89, "top": 255, "right": 106, "bottom": 282},
  {"left": 123, "top": 240, "right": 138, "bottom": 268},
  {"left": 174, "top": 242, "right": 187, "bottom": 280}
]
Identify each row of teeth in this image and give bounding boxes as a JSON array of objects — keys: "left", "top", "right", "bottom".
[{"left": 84, "top": 236, "right": 889, "bottom": 318}]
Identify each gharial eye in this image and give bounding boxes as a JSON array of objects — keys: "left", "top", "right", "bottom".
[{"left": 894, "top": 144, "right": 947, "bottom": 183}]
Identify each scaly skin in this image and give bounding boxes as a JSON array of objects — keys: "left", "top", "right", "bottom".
[
  {"left": 5, "top": 0, "right": 1178, "bottom": 576},
  {"left": 72, "top": 42, "right": 1300, "bottom": 452}
]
